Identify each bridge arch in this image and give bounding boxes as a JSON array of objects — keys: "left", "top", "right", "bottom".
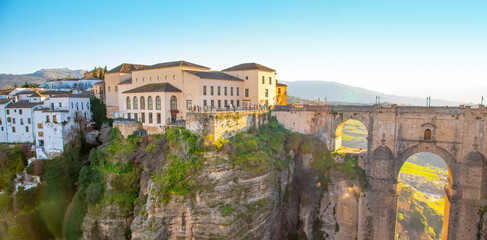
[{"left": 334, "top": 119, "right": 368, "bottom": 153}]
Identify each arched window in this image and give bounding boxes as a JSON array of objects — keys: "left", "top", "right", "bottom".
[
  {"left": 148, "top": 96, "right": 153, "bottom": 110},
  {"left": 424, "top": 129, "right": 432, "bottom": 141},
  {"left": 156, "top": 96, "right": 161, "bottom": 110},
  {"left": 170, "top": 96, "right": 177, "bottom": 110},
  {"left": 140, "top": 96, "right": 145, "bottom": 110},
  {"left": 133, "top": 97, "right": 138, "bottom": 109},
  {"left": 126, "top": 97, "right": 131, "bottom": 109}
]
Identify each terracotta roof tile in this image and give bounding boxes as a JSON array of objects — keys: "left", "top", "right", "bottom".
[{"left": 222, "top": 63, "right": 275, "bottom": 72}]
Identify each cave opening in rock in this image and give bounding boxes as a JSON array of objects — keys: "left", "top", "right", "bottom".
[
  {"left": 335, "top": 119, "right": 367, "bottom": 153},
  {"left": 395, "top": 152, "right": 451, "bottom": 240}
]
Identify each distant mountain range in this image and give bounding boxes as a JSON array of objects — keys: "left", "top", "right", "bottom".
[
  {"left": 0, "top": 68, "right": 85, "bottom": 89},
  {"left": 282, "top": 81, "right": 466, "bottom": 106}
]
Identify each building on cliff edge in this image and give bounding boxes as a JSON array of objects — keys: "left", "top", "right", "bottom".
[{"left": 101, "top": 60, "right": 286, "bottom": 134}]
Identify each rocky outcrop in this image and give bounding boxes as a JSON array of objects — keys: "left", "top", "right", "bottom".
[{"left": 81, "top": 128, "right": 366, "bottom": 240}]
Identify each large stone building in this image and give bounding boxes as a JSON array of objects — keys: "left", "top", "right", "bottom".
[{"left": 104, "top": 60, "right": 280, "bottom": 132}]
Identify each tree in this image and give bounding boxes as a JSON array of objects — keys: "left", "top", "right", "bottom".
[
  {"left": 92, "top": 67, "right": 98, "bottom": 78},
  {"left": 14, "top": 83, "right": 18, "bottom": 88},
  {"left": 90, "top": 97, "right": 109, "bottom": 129}
]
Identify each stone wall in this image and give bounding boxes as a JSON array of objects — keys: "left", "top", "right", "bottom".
[
  {"left": 113, "top": 120, "right": 143, "bottom": 138},
  {"left": 186, "top": 110, "right": 269, "bottom": 141}
]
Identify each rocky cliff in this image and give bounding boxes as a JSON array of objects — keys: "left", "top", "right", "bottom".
[{"left": 81, "top": 121, "right": 367, "bottom": 240}]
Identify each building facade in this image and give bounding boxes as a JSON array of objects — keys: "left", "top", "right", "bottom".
[
  {"left": 276, "top": 82, "right": 287, "bottom": 105},
  {"left": 104, "top": 61, "right": 278, "bottom": 134},
  {"left": 0, "top": 89, "right": 92, "bottom": 158}
]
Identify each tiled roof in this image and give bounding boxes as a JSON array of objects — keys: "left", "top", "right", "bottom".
[
  {"left": 134, "top": 61, "right": 210, "bottom": 72},
  {"left": 277, "top": 83, "right": 287, "bottom": 87},
  {"left": 0, "top": 99, "right": 11, "bottom": 105},
  {"left": 5, "top": 101, "right": 42, "bottom": 109},
  {"left": 222, "top": 63, "right": 275, "bottom": 72},
  {"left": 16, "top": 90, "right": 37, "bottom": 95},
  {"left": 39, "top": 90, "right": 70, "bottom": 95},
  {"left": 186, "top": 71, "right": 243, "bottom": 81},
  {"left": 118, "top": 78, "right": 132, "bottom": 85},
  {"left": 29, "top": 92, "right": 43, "bottom": 98},
  {"left": 50, "top": 93, "right": 91, "bottom": 99},
  {"left": 123, "top": 83, "right": 182, "bottom": 94},
  {"left": 106, "top": 63, "right": 148, "bottom": 74}
]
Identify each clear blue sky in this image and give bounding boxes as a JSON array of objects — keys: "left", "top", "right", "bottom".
[{"left": 1, "top": 0, "right": 486, "bottom": 101}]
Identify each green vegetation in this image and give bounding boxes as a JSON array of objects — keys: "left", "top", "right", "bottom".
[
  {"left": 396, "top": 153, "right": 449, "bottom": 240},
  {"left": 152, "top": 128, "right": 203, "bottom": 205},
  {"left": 400, "top": 162, "right": 444, "bottom": 181},
  {"left": 337, "top": 119, "right": 367, "bottom": 152},
  {"left": 90, "top": 97, "right": 111, "bottom": 129}
]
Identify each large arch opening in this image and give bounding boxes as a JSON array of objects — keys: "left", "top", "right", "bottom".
[
  {"left": 335, "top": 119, "right": 368, "bottom": 153},
  {"left": 395, "top": 152, "right": 451, "bottom": 240}
]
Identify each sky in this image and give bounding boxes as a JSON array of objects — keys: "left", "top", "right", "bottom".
[{"left": 0, "top": 0, "right": 486, "bottom": 102}]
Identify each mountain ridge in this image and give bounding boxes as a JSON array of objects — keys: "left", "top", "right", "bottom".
[
  {"left": 282, "top": 80, "right": 467, "bottom": 106},
  {"left": 0, "top": 68, "right": 85, "bottom": 88}
]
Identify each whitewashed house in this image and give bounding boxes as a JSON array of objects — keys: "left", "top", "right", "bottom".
[
  {"left": 5, "top": 101, "right": 41, "bottom": 143},
  {"left": 0, "top": 99, "right": 12, "bottom": 142},
  {"left": 33, "top": 94, "right": 92, "bottom": 157}
]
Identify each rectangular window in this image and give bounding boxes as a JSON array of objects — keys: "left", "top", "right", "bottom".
[
  {"left": 218, "top": 87, "right": 221, "bottom": 95},
  {"left": 0, "top": 118, "right": 2, "bottom": 125},
  {"left": 203, "top": 86, "right": 207, "bottom": 95},
  {"left": 278, "top": 88, "right": 281, "bottom": 94},
  {"left": 12, "top": 127, "right": 15, "bottom": 132},
  {"left": 231, "top": 100, "right": 234, "bottom": 106},
  {"left": 211, "top": 86, "right": 214, "bottom": 95},
  {"left": 265, "top": 89, "right": 269, "bottom": 97},
  {"left": 19, "top": 109, "right": 22, "bottom": 114},
  {"left": 237, "top": 100, "right": 240, "bottom": 107},
  {"left": 218, "top": 100, "right": 221, "bottom": 108},
  {"left": 157, "top": 113, "right": 161, "bottom": 124},
  {"left": 1, "top": 127, "right": 3, "bottom": 131},
  {"left": 71, "top": 103, "right": 73, "bottom": 108},
  {"left": 231, "top": 87, "right": 233, "bottom": 96},
  {"left": 203, "top": 100, "right": 207, "bottom": 106},
  {"left": 38, "top": 123, "right": 43, "bottom": 129},
  {"left": 7, "top": 117, "right": 10, "bottom": 123},
  {"left": 149, "top": 113, "right": 153, "bottom": 123},
  {"left": 12, "top": 118, "right": 15, "bottom": 124},
  {"left": 20, "top": 118, "right": 23, "bottom": 125},
  {"left": 186, "top": 100, "right": 192, "bottom": 108},
  {"left": 224, "top": 100, "right": 228, "bottom": 107},
  {"left": 142, "top": 113, "right": 145, "bottom": 123},
  {"left": 25, "top": 126, "right": 29, "bottom": 132},
  {"left": 6, "top": 110, "right": 9, "bottom": 115},
  {"left": 28, "top": 118, "right": 31, "bottom": 124},
  {"left": 237, "top": 87, "right": 239, "bottom": 96},
  {"left": 211, "top": 100, "right": 214, "bottom": 106},
  {"left": 59, "top": 103, "right": 62, "bottom": 107},
  {"left": 53, "top": 115, "right": 57, "bottom": 123},
  {"left": 38, "top": 131, "right": 43, "bottom": 137},
  {"left": 269, "top": 77, "right": 272, "bottom": 84},
  {"left": 46, "top": 116, "right": 50, "bottom": 123},
  {"left": 245, "top": 89, "right": 249, "bottom": 97},
  {"left": 134, "top": 113, "right": 138, "bottom": 121},
  {"left": 127, "top": 113, "right": 131, "bottom": 119},
  {"left": 39, "top": 140, "right": 44, "bottom": 146},
  {"left": 224, "top": 87, "right": 227, "bottom": 96},
  {"left": 262, "top": 76, "right": 265, "bottom": 84}
]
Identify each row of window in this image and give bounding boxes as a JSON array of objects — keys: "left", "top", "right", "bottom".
[
  {"left": 7, "top": 126, "right": 30, "bottom": 133},
  {"left": 5, "top": 117, "right": 31, "bottom": 125},
  {"left": 203, "top": 99, "right": 241, "bottom": 108},
  {"left": 203, "top": 86, "right": 240, "bottom": 97},
  {"left": 138, "top": 75, "right": 175, "bottom": 82},
  {"left": 126, "top": 96, "right": 177, "bottom": 110},
  {"left": 126, "top": 112, "right": 162, "bottom": 124},
  {"left": 6, "top": 109, "right": 23, "bottom": 115},
  {"left": 262, "top": 76, "right": 272, "bottom": 85}
]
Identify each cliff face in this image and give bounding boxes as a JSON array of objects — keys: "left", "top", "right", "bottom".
[{"left": 82, "top": 123, "right": 366, "bottom": 240}]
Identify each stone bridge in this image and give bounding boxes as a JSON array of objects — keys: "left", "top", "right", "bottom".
[{"left": 272, "top": 104, "right": 487, "bottom": 240}]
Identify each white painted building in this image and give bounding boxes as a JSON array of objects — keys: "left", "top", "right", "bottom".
[
  {"left": 43, "top": 77, "right": 102, "bottom": 91},
  {"left": 0, "top": 89, "right": 93, "bottom": 158}
]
